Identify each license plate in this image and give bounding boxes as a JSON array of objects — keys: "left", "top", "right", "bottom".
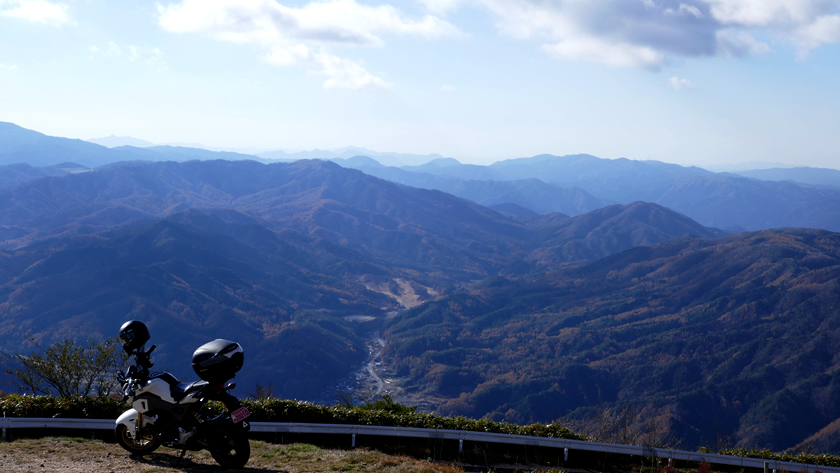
[{"left": 231, "top": 406, "right": 250, "bottom": 423}]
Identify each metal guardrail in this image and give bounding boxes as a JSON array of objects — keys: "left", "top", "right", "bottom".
[{"left": 2, "top": 417, "right": 836, "bottom": 473}]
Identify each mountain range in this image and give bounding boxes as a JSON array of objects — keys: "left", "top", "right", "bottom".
[
  {"left": 333, "top": 153, "right": 840, "bottom": 232},
  {"left": 9, "top": 122, "right": 840, "bottom": 232},
  {"left": 0, "top": 157, "right": 724, "bottom": 400},
  {"left": 4, "top": 122, "right": 840, "bottom": 452}
]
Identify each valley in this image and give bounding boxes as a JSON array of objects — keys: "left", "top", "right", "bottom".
[
  {"left": 337, "top": 328, "right": 449, "bottom": 414},
  {"left": 2, "top": 123, "right": 840, "bottom": 453}
]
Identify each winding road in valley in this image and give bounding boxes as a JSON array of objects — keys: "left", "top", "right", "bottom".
[{"left": 366, "top": 330, "right": 386, "bottom": 395}]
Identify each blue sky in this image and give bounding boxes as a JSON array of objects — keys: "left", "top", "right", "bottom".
[{"left": 1, "top": 0, "right": 839, "bottom": 168}]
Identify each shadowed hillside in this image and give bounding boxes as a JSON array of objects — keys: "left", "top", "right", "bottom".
[{"left": 0, "top": 209, "right": 398, "bottom": 399}]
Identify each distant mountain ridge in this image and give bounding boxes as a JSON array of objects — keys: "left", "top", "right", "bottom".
[
  {"left": 735, "top": 167, "right": 840, "bottom": 188},
  {"left": 8, "top": 121, "right": 840, "bottom": 232},
  {"left": 87, "top": 135, "right": 156, "bottom": 148},
  {"left": 352, "top": 152, "right": 840, "bottom": 232},
  {"left": 260, "top": 147, "right": 449, "bottom": 167},
  {"left": 332, "top": 156, "right": 610, "bottom": 217},
  {"left": 0, "top": 122, "right": 124, "bottom": 168},
  {"left": 0, "top": 122, "right": 265, "bottom": 168}
]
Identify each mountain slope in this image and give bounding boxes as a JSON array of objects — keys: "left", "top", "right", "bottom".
[
  {"left": 383, "top": 229, "right": 840, "bottom": 450},
  {"left": 526, "top": 202, "right": 729, "bottom": 265},
  {"left": 0, "top": 162, "right": 89, "bottom": 191},
  {"left": 0, "top": 210, "right": 397, "bottom": 399}
]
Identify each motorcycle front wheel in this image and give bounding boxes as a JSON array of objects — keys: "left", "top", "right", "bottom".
[
  {"left": 116, "top": 423, "right": 161, "bottom": 455},
  {"left": 206, "top": 427, "right": 250, "bottom": 469}
]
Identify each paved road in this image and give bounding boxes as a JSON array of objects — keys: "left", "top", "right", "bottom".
[{"left": 365, "top": 330, "right": 387, "bottom": 395}]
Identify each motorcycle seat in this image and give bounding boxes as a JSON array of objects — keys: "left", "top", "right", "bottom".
[
  {"left": 152, "top": 372, "right": 181, "bottom": 386},
  {"left": 171, "top": 380, "right": 209, "bottom": 402},
  {"left": 151, "top": 372, "right": 207, "bottom": 401}
]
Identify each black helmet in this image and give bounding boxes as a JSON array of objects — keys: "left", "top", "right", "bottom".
[{"left": 119, "top": 320, "right": 150, "bottom": 354}]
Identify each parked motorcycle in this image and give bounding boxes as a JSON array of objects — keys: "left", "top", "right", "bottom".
[{"left": 115, "top": 320, "right": 251, "bottom": 469}]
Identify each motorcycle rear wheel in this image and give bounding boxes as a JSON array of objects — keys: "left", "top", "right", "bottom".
[
  {"left": 207, "top": 428, "right": 250, "bottom": 469},
  {"left": 116, "top": 423, "right": 161, "bottom": 455}
]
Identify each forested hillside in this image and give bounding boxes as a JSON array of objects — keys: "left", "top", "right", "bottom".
[
  {"left": 383, "top": 229, "right": 840, "bottom": 450},
  {"left": 0, "top": 159, "right": 721, "bottom": 401}
]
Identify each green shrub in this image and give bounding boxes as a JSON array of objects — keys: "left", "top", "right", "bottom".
[
  {"left": 0, "top": 394, "right": 124, "bottom": 419},
  {"left": 716, "top": 448, "right": 840, "bottom": 468},
  {"left": 0, "top": 394, "right": 588, "bottom": 441}
]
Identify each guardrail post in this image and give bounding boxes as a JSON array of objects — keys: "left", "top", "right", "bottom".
[
  {"left": 765, "top": 462, "right": 769, "bottom": 473},
  {"left": 564, "top": 447, "right": 569, "bottom": 462},
  {"left": 459, "top": 439, "right": 463, "bottom": 453},
  {"left": 352, "top": 433, "right": 356, "bottom": 448}
]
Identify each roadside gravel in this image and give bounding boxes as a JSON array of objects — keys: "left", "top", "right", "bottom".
[{"left": 0, "top": 437, "right": 464, "bottom": 473}]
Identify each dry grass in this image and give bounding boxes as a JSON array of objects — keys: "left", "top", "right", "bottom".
[{"left": 0, "top": 437, "right": 465, "bottom": 473}]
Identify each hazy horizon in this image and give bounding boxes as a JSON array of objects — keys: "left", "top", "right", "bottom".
[{"left": 81, "top": 131, "right": 837, "bottom": 171}]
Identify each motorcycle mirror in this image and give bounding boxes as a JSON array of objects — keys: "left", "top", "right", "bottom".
[{"left": 224, "top": 382, "right": 236, "bottom": 391}]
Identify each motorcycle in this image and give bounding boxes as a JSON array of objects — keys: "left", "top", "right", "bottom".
[{"left": 114, "top": 320, "right": 251, "bottom": 469}]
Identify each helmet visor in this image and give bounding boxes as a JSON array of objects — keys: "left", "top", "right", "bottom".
[{"left": 119, "top": 329, "right": 137, "bottom": 346}]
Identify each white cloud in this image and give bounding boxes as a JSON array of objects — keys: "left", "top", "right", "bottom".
[
  {"left": 664, "top": 3, "right": 704, "bottom": 18},
  {"left": 158, "top": 0, "right": 460, "bottom": 45},
  {"left": 418, "top": 0, "right": 840, "bottom": 68},
  {"left": 669, "top": 76, "right": 697, "bottom": 90},
  {"left": 157, "top": 0, "right": 461, "bottom": 89},
  {"left": 441, "top": 84, "right": 455, "bottom": 91},
  {"left": 89, "top": 42, "right": 167, "bottom": 70},
  {"left": 316, "top": 53, "right": 391, "bottom": 89},
  {"left": 264, "top": 44, "right": 313, "bottom": 66},
  {"left": 0, "top": 0, "right": 70, "bottom": 26},
  {"left": 703, "top": 0, "right": 840, "bottom": 57},
  {"left": 0, "top": 61, "right": 18, "bottom": 70},
  {"left": 792, "top": 14, "right": 840, "bottom": 58},
  {"left": 703, "top": 0, "right": 829, "bottom": 27},
  {"left": 716, "top": 30, "right": 771, "bottom": 56},
  {"left": 419, "top": 0, "right": 463, "bottom": 15},
  {"left": 543, "top": 37, "right": 666, "bottom": 69}
]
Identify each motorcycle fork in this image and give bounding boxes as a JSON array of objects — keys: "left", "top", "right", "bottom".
[{"left": 134, "top": 411, "right": 143, "bottom": 439}]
